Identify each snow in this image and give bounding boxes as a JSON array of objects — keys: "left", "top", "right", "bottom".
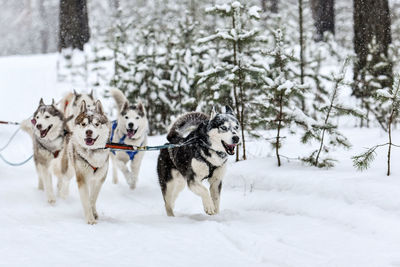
[
  {"left": 376, "top": 89, "right": 394, "bottom": 99},
  {"left": 248, "top": 6, "right": 261, "bottom": 19},
  {"left": 1, "top": 54, "right": 400, "bottom": 266}
]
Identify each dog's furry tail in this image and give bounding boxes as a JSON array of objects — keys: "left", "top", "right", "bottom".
[
  {"left": 59, "top": 92, "right": 74, "bottom": 114},
  {"left": 110, "top": 88, "right": 128, "bottom": 111},
  {"left": 20, "top": 119, "right": 33, "bottom": 138},
  {"left": 167, "top": 112, "right": 209, "bottom": 144}
]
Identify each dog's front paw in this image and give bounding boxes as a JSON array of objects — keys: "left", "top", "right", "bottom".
[
  {"left": 48, "top": 196, "right": 56, "bottom": 205},
  {"left": 87, "top": 218, "right": 97, "bottom": 225},
  {"left": 203, "top": 200, "right": 216, "bottom": 215},
  {"left": 86, "top": 215, "right": 97, "bottom": 225},
  {"left": 128, "top": 178, "right": 137, "bottom": 190}
]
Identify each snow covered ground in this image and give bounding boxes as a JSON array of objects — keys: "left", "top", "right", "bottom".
[{"left": 0, "top": 54, "right": 400, "bottom": 267}]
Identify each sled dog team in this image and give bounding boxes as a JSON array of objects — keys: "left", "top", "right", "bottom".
[{"left": 21, "top": 89, "right": 241, "bottom": 224}]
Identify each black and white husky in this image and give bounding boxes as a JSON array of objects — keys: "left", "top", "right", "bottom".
[
  {"left": 109, "top": 88, "right": 148, "bottom": 189},
  {"left": 70, "top": 100, "right": 110, "bottom": 224},
  {"left": 21, "top": 99, "right": 74, "bottom": 204},
  {"left": 157, "top": 106, "right": 240, "bottom": 216}
]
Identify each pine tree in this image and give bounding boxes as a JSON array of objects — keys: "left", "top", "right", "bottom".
[
  {"left": 196, "top": 1, "right": 266, "bottom": 161},
  {"left": 352, "top": 75, "right": 400, "bottom": 176},
  {"left": 301, "top": 59, "right": 364, "bottom": 168},
  {"left": 251, "top": 29, "right": 309, "bottom": 166}
]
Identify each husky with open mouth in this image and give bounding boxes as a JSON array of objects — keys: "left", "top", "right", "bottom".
[
  {"left": 109, "top": 88, "right": 148, "bottom": 190},
  {"left": 20, "top": 98, "right": 74, "bottom": 204},
  {"left": 70, "top": 100, "right": 110, "bottom": 224},
  {"left": 157, "top": 106, "right": 240, "bottom": 216}
]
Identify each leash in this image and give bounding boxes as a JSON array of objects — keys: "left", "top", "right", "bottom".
[
  {"left": 0, "top": 121, "right": 34, "bottom": 166},
  {"left": 105, "top": 137, "right": 197, "bottom": 152},
  {"left": 0, "top": 128, "right": 21, "bottom": 152},
  {"left": 0, "top": 120, "right": 20, "bottom": 125},
  {"left": 0, "top": 154, "right": 33, "bottom": 166}
]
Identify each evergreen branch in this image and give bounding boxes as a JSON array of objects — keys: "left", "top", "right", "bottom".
[{"left": 352, "top": 144, "right": 389, "bottom": 171}]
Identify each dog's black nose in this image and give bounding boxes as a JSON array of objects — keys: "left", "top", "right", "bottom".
[
  {"left": 36, "top": 124, "right": 42, "bottom": 130},
  {"left": 128, "top": 122, "right": 134, "bottom": 129},
  {"left": 232, "top": 136, "right": 239, "bottom": 144},
  {"left": 86, "top": 130, "right": 93, "bottom": 136}
]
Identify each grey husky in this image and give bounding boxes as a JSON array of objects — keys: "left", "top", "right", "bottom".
[
  {"left": 69, "top": 100, "right": 111, "bottom": 224},
  {"left": 157, "top": 106, "right": 240, "bottom": 216},
  {"left": 21, "top": 99, "right": 74, "bottom": 204}
]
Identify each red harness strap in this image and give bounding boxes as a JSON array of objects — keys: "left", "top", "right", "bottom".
[
  {"left": 53, "top": 150, "right": 60, "bottom": 158},
  {"left": 90, "top": 165, "right": 98, "bottom": 173},
  {"left": 64, "top": 100, "right": 69, "bottom": 113}
]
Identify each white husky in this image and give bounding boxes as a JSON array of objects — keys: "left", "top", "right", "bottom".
[
  {"left": 59, "top": 90, "right": 96, "bottom": 128},
  {"left": 69, "top": 100, "right": 110, "bottom": 224},
  {"left": 21, "top": 99, "right": 74, "bottom": 204},
  {"left": 109, "top": 88, "right": 149, "bottom": 189}
]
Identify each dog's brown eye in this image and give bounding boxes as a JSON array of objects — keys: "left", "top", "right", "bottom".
[
  {"left": 220, "top": 126, "right": 228, "bottom": 131},
  {"left": 125, "top": 116, "right": 128, "bottom": 119},
  {"left": 136, "top": 116, "right": 139, "bottom": 120},
  {"left": 81, "top": 123, "right": 86, "bottom": 127},
  {"left": 95, "top": 123, "right": 100, "bottom": 127},
  {"left": 45, "top": 115, "right": 50, "bottom": 119}
]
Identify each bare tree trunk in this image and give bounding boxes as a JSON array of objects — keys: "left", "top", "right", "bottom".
[
  {"left": 109, "top": 0, "right": 120, "bottom": 9},
  {"left": 39, "top": 0, "right": 49, "bottom": 53},
  {"left": 353, "top": 0, "right": 392, "bottom": 95},
  {"left": 260, "top": 0, "right": 278, "bottom": 13},
  {"left": 270, "top": 0, "right": 278, "bottom": 13},
  {"left": 311, "top": 0, "right": 335, "bottom": 41},
  {"left": 59, "top": 0, "right": 90, "bottom": 51}
]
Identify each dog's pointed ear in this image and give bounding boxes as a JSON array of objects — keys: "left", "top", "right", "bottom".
[
  {"left": 74, "top": 89, "right": 81, "bottom": 98},
  {"left": 121, "top": 101, "right": 129, "bottom": 114},
  {"left": 210, "top": 106, "right": 217, "bottom": 120},
  {"left": 95, "top": 100, "right": 104, "bottom": 115},
  {"left": 39, "top": 98, "right": 45, "bottom": 106},
  {"left": 225, "top": 105, "right": 234, "bottom": 115},
  {"left": 89, "top": 89, "right": 94, "bottom": 99},
  {"left": 80, "top": 100, "right": 87, "bottom": 114},
  {"left": 137, "top": 101, "right": 146, "bottom": 116}
]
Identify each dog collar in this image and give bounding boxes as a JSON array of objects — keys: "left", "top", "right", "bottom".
[
  {"left": 36, "top": 137, "right": 63, "bottom": 159},
  {"left": 76, "top": 152, "right": 99, "bottom": 173},
  {"left": 199, "top": 139, "right": 228, "bottom": 159}
]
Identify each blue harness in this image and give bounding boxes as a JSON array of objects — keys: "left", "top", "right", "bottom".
[{"left": 110, "top": 120, "right": 140, "bottom": 160}]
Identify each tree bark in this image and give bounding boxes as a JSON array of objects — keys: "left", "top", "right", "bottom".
[
  {"left": 39, "top": 0, "right": 48, "bottom": 53},
  {"left": 59, "top": 0, "right": 90, "bottom": 51},
  {"left": 310, "top": 0, "right": 335, "bottom": 41},
  {"left": 353, "top": 0, "right": 392, "bottom": 95},
  {"left": 260, "top": 0, "right": 278, "bottom": 13}
]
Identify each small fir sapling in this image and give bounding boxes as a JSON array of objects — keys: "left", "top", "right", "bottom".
[
  {"left": 251, "top": 29, "right": 309, "bottom": 167},
  {"left": 301, "top": 59, "right": 365, "bottom": 168},
  {"left": 352, "top": 75, "right": 400, "bottom": 176}
]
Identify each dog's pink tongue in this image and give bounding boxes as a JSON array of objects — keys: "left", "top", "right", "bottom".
[
  {"left": 127, "top": 131, "right": 135, "bottom": 138},
  {"left": 85, "top": 138, "right": 95, "bottom": 146},
  {"left": 228, "top": 144, "right": 236, "bottom": 149}
]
